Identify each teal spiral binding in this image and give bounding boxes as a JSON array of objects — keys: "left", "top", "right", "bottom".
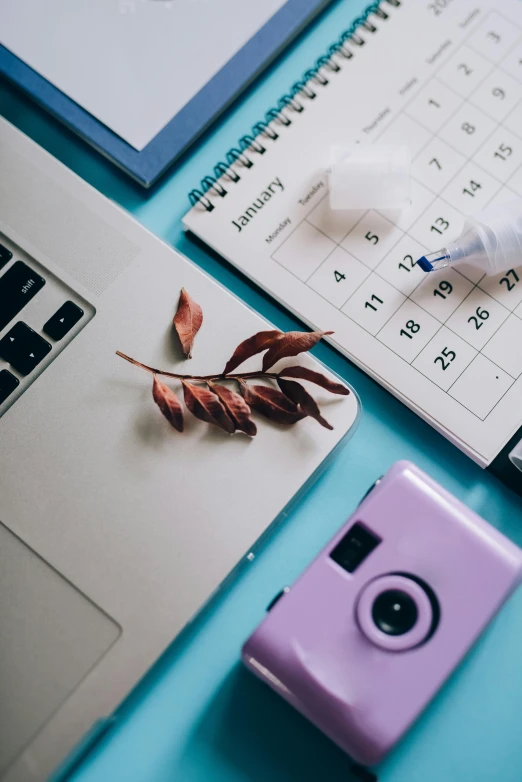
[{"left": 188, "top": 0, "right": 401, "bottom": 212}]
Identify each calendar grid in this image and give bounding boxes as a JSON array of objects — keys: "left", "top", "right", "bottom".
[{"left": 271, "top": 11, "right": 522, "bottom": 422}]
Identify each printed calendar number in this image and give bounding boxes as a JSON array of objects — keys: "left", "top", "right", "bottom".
[
  {"left": 365, "top": 294, "right": 383, "bottom": 312},
  {"left": 413, "top": 327, "right": 476, "bottom": 391},
  {"left": 467, "top": 15, "right": 521, "bottom": 65},
  {"left": 494, "top": 143, "right": 512, "bottom": 161},
  {"left": 410, "top": 199, "right": 463, "bottom": 249},
  {"left": 398, "top": 254, "right": 416, "bottom": 273},
  {"left": 470, "top": 71, "right": 522, "bottom": 121},
  {"left": 440, "top": 103, "right": 495, "bottom": 154},
  {"left": 427, "top": 0, "right": 453, "bottom": 16},
  {"left": 406, "top": 83, "right": 461, "bottom": 133},
  {"left": 400, "top": 319, "right": 421, "bottom": 339},
  {"left": 447, "top": 289, "right": 507, "bottom": 350},
  {"left": 443, "top": 162, "right": 500, "bottom": 216},
  {"left": 378, "top": 301, "right": 439, "bottom": 361},
  {"left": 341, "top": 212, "right": 402, "bottom": 269},
  {"left": 474, "top": 128, "right": 521, "bottom": 180},
  {"left": 487, "top": 31, "right": 501, "bottom": 44},
  {"left": 342, "top": 276, "right": 405, "bottom": 335},
  {"left": 499, "top": 269, "right": 520, "bottom": 291},
  {"left": 480, "top": 266, "right": 522, "bottom": 310},
  {"left": 467, "top": 306, "right": 489, "bottom": 329},
  {"left": 376, "top": 236, "right": 427, "bottom": 296},
  {"left": 413, "top": 137, "right": 465, "bottom": 192},
  {"left": 434, "top": 347, "right": 456, "bottom": 370},
  {"left": 433, "top": 280, "right": 453, "bottom": 299},
  {"left": 462, "top": 179, "right": 481, "bottom": 198},
  {"left": 431, "top": 217, "right": 450, "bottom": 235},
  {"left": 308, "top": 247, "right": 370, "bottom": 308},
  {"left": 440, "top": 47, "right": 491, "bottom": 98},
  {"left": 412, "top": 266, "right": 472, "bottom": 321}
]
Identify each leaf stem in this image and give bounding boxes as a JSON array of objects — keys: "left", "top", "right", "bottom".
[{"left": 115, "top": 350, "right": 279, "bottom": 382}]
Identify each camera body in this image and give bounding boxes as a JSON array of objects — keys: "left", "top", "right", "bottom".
[{"left": 242, "top": 461, "right": 522, "bottom": 766}]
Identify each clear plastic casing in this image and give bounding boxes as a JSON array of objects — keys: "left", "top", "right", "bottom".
[{"left": 329, "top": 145, "right": 411, "bottom": 210}]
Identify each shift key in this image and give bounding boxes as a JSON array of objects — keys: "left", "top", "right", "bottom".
[{"left": 0, "top": 261, "right": 45, "bottom": 331}]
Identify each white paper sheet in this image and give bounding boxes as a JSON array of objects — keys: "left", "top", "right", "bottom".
[{"left": 0, "top": 0, "right": 285, "bottom": 150}]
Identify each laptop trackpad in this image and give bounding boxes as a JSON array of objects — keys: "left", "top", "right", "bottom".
[{"left": 0, "top": 522, "right": 120, "bottom": 775}]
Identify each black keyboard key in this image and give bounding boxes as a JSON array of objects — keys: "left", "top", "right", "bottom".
[
  {"left": 0, "top": 369, "right": 19, "bottom": 404},
  {"left": 0, "top": 243, "right": 13, "bottom": 270},
  {"left": 43, "top": 301, "right": 83, "bottom": 341},
  {"left": 0, "top": 261, "right": 45, "bottom": 331},
  {"left": 0, "top": 322, "right": 51, "bottom": 376}
]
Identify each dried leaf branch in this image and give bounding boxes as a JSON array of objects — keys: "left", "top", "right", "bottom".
[
  {"left": 223, "top": 330, "right": 282, "bottom": 375},
  {"left": 173, "top": 288, "right": 202, "bottom": 358},
  {"left": 152, "top": 375, "right": 184, "bottom": 432},
  {"left": 118, "top": 289, "right": 349, "bottom": 437}
]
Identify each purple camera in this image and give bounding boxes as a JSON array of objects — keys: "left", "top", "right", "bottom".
[{"left": 242, "top": 461, "right": 522, "bottom": 766}]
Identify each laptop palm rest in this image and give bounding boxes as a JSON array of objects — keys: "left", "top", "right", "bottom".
[{"left": 0, "top": 522, "right": 120, "bottom": 776}]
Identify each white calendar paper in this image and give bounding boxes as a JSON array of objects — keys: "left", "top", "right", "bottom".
[{"left": 183, "top": 0, "right": 522, "bottom": 468}]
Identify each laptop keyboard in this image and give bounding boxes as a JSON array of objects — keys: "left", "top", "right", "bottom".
[
  {"left": 0, "top": 322, "right": 52, "bottom": 375},
  {"left": 43, "top": 300, "right": 84, "bottom": 340},
  {"left": 0, "top": 261, "right": 46, "bottom": 331},
  {"left": 0, "top": 235, "right": 94, "bottom": 415},
  {"left": 0, "top": 369, "right": 19, "bottom": 404},
  {"left": 0, "top": 244, "right": 13, "bottom": 269}
]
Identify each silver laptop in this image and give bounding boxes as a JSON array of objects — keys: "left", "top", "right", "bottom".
[{"left": 0, "top": 117, "right": 360, "bottom": 782}]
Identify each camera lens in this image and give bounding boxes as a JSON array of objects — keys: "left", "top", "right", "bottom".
[
  {"left": 371, "top": 589, "right": 418, "bottom": 636},
  {"left": 357, "top": 575, "right": 436, "bottom": 651}
]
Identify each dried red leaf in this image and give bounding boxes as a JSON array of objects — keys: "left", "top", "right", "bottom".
[
  {"left": 173, "top": 288, "right": 203, "bottom": 359},
  {"left": 182, "top": 381, "right": 234, "bottom": 433},
  {"left": 277, "top": 365, "right": 349, "bottom": 395},
  {"left": 240, "top": 383, "right": 305, "bottom": 425},
  {"left": 211, "top": 383, "right": 257, "bottom": 437},
  {"left": 223, "top": 330, "right": 283, "bottom": 375},
  {"left": 152, "top": 375, "right": 184, "bottom": 432},
  {"left": 262, "top": 330, "right": 333, "bottom": 372},
  {"left": 277, "top": 378, "right": 333, "bottom": 430}
]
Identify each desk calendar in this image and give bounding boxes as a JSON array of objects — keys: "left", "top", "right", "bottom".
[{"left": 183, "top": 0, "right": 522, "bottom": 482}]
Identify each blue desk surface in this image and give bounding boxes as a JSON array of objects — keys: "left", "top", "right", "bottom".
[{"left": 2, "top": 2, "right": 522, "bottom": 780}]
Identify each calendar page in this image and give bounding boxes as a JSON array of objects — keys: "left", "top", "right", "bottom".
[{"left": 183, "top": 0, "right": 522, "bottom": 469}]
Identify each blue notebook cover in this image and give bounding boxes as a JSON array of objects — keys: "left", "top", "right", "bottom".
[{"left": 0, "top": 0, "right": 334, "bottom": 188}]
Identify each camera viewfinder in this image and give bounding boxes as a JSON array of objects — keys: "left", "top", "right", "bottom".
[{"left": 330, "top": 522, "right": 380, "bottom": 574}]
